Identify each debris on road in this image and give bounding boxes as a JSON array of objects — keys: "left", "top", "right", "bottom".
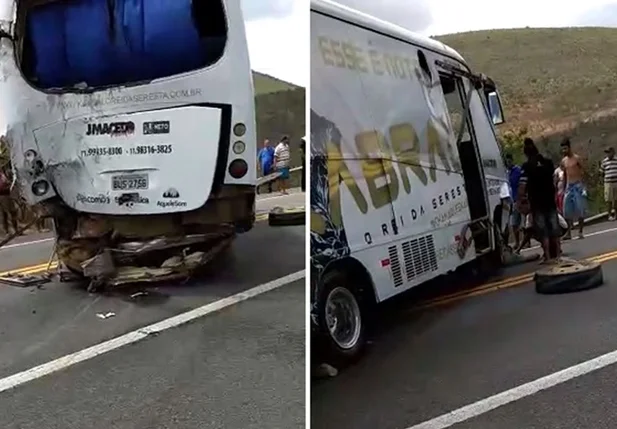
[
  {"left": 0, "top": 272, "right": 51, "bottom": 288},
  {"left": 535, "top": 257, "right": 604, "bottom": 294},
  {"left": 313, "top": 363, "right": 339, "bottom": 379},
  {"left": 268, "top": 206, "right": 305, "bottom": 227},
  {"left": 96, "top": 312, "right": 116, "bottom": 320},
  {"left": 130, "top": 291, "right": 148, "bottom": 299}
]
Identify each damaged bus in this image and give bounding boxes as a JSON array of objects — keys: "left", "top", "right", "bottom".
[
  {"left": 310, "top": 0, "right": 509, "bottom": 364},
  {"left": 0, "top": 0, "right": 256, "bottom": 288}
]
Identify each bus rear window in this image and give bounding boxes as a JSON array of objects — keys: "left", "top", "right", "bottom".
[{"left": 20, "top": 0, "right": 227, "bottom": 90}]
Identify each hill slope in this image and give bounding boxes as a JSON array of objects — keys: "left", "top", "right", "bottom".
[
  {"left": 437, "top": 27, "right": 617, "bottom": 213},
  {"left": 253, "top": 71, "right": 300, "bottom": 95},
  {"left": 253, "top": 72, "right": 305, "bottom": 175},
  {"left": 437, "top": 27, "right": 617, "bottom": 135}
]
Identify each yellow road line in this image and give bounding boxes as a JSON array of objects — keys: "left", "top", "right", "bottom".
[
  {"left": 417, "top": 249, "right": 617, "bottom": 310},
  {"left": 0, "top": 211, "right": 304, "bottom": 278}
]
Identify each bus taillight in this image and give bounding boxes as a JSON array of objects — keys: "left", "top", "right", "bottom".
[
  {"left": 228, "top": 159, "right": 248, "bottom": 179},
  {"left": 233, "top": 122, "right": 246, "bottom": 137}
]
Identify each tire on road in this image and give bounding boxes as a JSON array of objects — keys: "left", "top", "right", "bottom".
[
  {"left": 535, "top": 259, "right": 604, "bottom": 294},
  {"left": 268, "top": 206, "right": 305, "bottom": 227},
  {"left": 316, "top": 269, "right": 368, "bottom": 367}
]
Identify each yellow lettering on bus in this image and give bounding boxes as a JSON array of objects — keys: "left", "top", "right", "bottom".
[
  {"left": 329, "top": 40, "right": 346, "bottom": 68},
  {"left": 388, "top": 123, "right": 428, "bottom": 190},
  {"left": 310, "top": 210, "right": 326, "bottom": 234},
  {"left": 317, "top": 37, "right": 334, "bottom": 66},
  {"left": 355, "top": 130, "right": 399, "bottom": 209},
  {"left": 368, "top": 49, "right": 384, "bottom": 75},
  {"left": 326, "top": 141, "right": 368, "bottom": 227},
  {"left": 427, "top": 120, "right": 451, "bottom": 182},
  {"left": 342, "top": 42, "right": 368, "bottom": 72}
]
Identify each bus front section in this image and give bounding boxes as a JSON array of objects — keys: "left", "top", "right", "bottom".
[{"left": 0, "top": 0, "right": 256, "bottom": 287}]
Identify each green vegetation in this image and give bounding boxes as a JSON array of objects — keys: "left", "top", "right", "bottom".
[
  {"left": 253, "top": 71, "right": 300, "bottom": 95},
  {"left": 437, "top": 27, "right": 617, "bottom": 214},
  {"left": 254, "top": 73, "right": 305, "bottom": 190}
]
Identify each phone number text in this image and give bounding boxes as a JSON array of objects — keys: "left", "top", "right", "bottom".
[{"left": 80, "top": 145, "right": 173, "bottom": 157}]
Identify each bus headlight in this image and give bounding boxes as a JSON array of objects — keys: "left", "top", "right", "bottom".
[
  {"left": 228, "top": 159, "right": 248, "bottom": 179},
  {"left": 232, "top": 141, "right": 245, "bottom": 154},
  {"left": 233, "top": 123, "right": 246, "bottom": 137},
  {"left": 31, "top": 180, "right": 49, "bottom": 196}
]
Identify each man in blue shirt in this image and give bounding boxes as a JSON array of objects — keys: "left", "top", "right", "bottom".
[
  {"left": 505, "top": 153, "right": 523, "bottom": 249},
  {"left": 257, "top": 139, "right": 275, "bottom": 193}
]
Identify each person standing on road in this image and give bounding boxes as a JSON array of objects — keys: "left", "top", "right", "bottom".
[
  {"left": 505, "top": 153, "right": 523, "bottom": 249},
  {"left": 517, "top": 138, "right": 561, "bottom": 263},
  {"left": 600, "top": 146, "right": 617, "bottom": 221},
  {"left": 274, "top": 135, "right": 291, "bottom": 195},
  {"left": 300, "top": 136, "right": 306, "bottom": 192},
  {"left": 257, "top": 139, "right": 275, "bottom": 194},
  {"left": 560, "top": 137, "right": 587, "bottom": 239},
  {"left": 0, "top": 162, "right": 18, "bottom": 235},
  {"left": 554, "top": 163, "right": 565, "bottom": 214}
]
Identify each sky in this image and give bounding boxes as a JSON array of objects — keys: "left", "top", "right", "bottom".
[
  {"left": 243, "top": 0, "right": 308, "bottom": 87},
  {"left": 336, "top": 0, "right": 617, "bottom": 36}
]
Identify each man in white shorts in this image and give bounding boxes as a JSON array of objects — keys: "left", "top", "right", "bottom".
[
  {"left": 600, "top": 147, "right": 617, "bottom": 220},
  {"left": 274, "top": 135, "right": 291, "bottom": 194}
]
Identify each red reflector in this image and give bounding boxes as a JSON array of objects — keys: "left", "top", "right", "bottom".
[
  {"left": 381, "top": 259, "right": 390, "bottom": 267},
  {"left": 228, "top": 159, "right": 248, "bottom": 179}
]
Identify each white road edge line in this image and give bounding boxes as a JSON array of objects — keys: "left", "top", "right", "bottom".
[
  {"left": 521, "top": 225, "right": 617, "bottom": 253},
  {"left": 405, "top": 348, "right": 617, "bottom": 429},
  {"left": 0, "top": 237, "right": 54, "bottom": 250},
  {"left": 0, "top": 269, "right": 305, "bottom": 394}
]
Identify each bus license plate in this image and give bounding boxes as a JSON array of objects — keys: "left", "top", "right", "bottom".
[{"left": 112, "top": 174, "right": 149, "bottom": 191}]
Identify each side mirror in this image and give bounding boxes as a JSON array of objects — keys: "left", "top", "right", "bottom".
[{"left": 486, "top": 90, "right": 505, "bottom": 125}]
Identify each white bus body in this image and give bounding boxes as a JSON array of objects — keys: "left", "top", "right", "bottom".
[
  {"left": 0, "top": 0, "right": 256, "bottom": 282},
  {"left": 310, "top": 0, "right": 508, "bottom": 362}
]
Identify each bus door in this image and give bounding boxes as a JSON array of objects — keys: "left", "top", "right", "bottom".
[{"left": 437, "top": 71, "right": 491, "bottom": 254}]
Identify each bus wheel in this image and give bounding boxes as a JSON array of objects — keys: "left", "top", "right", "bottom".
[{"left": 317, "top": 269, "right": 367, "bottom": 366}]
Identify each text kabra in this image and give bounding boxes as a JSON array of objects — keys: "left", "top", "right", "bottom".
[{"left": 326, "top": 120, "right": 461, "bottom": 228}]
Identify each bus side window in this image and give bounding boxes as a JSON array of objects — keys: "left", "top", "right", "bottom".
[{"left": 438, "top": 74, "right": 471, "bottom": 144}]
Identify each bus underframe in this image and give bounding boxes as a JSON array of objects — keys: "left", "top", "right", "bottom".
[{"left": 40, "top": 184, "right": 255, "bottom": 291}]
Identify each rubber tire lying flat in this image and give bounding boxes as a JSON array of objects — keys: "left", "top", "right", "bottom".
[
  {"left": 535, "top": 259, "right": 604, "bottom": 294},
  {"left": 268, "top": 206, "right": 305, "bottom": 227}
]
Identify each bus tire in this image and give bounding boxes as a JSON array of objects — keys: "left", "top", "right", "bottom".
[
  {"left": 268, "top": 207, "right": 305, "bottom": 227},
  {"left": 535, "top": 259, "right": 603, "bottom": 295},
  {"left": 316, "top": 269, "right": 368, "bottom": 367}
]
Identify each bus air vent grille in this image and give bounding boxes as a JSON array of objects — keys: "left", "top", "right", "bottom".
[
  {"left": 387, "top": 245, "right": 404, "bottom": 287},
  {"left": 402, "top": 234, "right": 438, "bottom": 281}
]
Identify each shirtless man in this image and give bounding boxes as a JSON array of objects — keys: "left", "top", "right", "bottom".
[{"left": 560, "top": 138, "right": 586, "bottom": 239}]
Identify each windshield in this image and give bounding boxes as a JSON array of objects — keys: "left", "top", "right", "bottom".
[{"left": 19, "top": 0, "right": 227, "bottom": 90}]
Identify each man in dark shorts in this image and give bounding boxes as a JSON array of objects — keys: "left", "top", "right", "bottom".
[{"left": 517, "top": 138, "right": 561, "bottom": 262}]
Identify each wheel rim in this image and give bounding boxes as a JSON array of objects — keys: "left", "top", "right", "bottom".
[{"left": 324, "top": 286, "right": 362, "bottom": 350}]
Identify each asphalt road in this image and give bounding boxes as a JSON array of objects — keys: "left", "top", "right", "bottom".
[
  {"left": 312, "top": 220, "right": 617, "bottom": 429},
  {"left": 0, "top": 191, "right": 305, "bottom": 429}
]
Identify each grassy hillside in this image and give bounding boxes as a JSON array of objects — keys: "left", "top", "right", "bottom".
[
  {"left": 437, "top": 28, "right": 617, "bottom": 134},
  {"left": 253, "top": 72, "right": 305, "bottom": 167},
  {"left": 437, "top": 27, "right": 617, "bottom": 214},
  {"left": 253, "top": 71, "right": 299, "bottom": 95},
  {"left": 252, "top": 72, "right": 305, "bottom": 189}
]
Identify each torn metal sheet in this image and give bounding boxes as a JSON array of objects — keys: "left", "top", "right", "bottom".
[
  {"left": 96, "top": 312, "right": 116, "bottom": 320},
  {"left": 105, "top": 236, "right": 233, "bottom": 287},
  {"left": 113, "top": 233, "right": 226, "bottom": 255},
  {"left": 0, "top": 272, "right": 51, "bottom": 287}
]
